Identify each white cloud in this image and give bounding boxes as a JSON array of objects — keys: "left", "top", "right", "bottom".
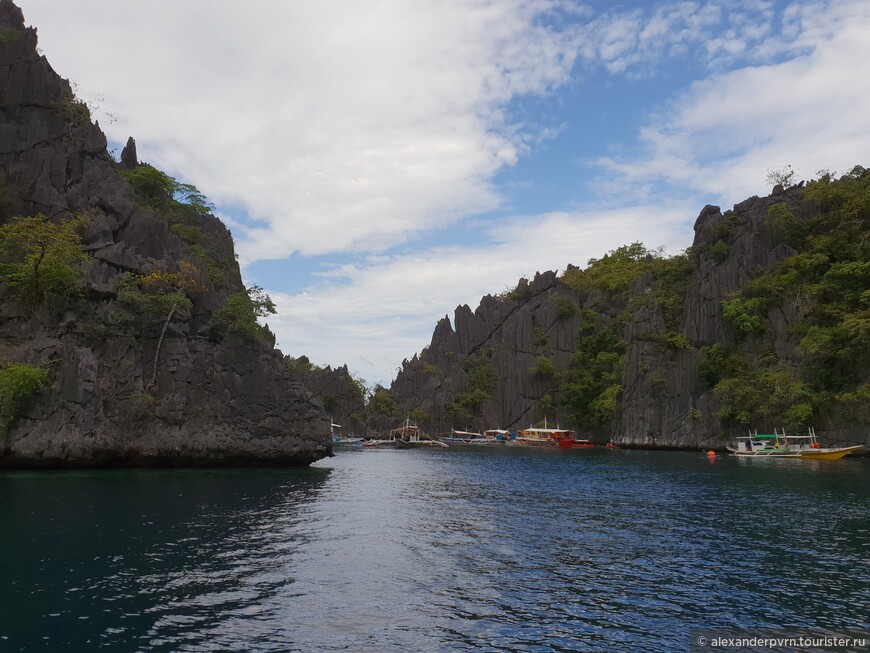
[
  {"left": 572, "top": 1, "right": 784, "bottom": 76},
  {"left": 269, "top": 203, "right": 694, "bottom": 384},
  {"left": 24, "top": 0, "right": 580, "bottom": 261},
  {"left": 595, "top": 0, "right": 870, "bottom": 205},
  {"left": 20, "top": 0, "right": 870, "bottom": 385},
  {"left": 23, "top": 0, "right": 789, "bottom": 266},
  {"left": 24, "top": 0, "right": 806, "bottom": 267}
]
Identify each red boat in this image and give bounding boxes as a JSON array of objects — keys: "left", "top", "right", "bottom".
[
  {"left": 553, "top": 430, "right": 595, "bottom": 449},
  {"left": 516, "top": 426, "right": 594, "bottom": 449}
]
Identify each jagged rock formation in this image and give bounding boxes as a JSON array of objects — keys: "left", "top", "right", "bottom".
[
  {"left": 0, "top": 0, "right": 330, "bottom": 466},
  {"left": 390, "top": 182, "right": 870, "bottom": 450},
  {"left": 390, "top": 271, "right": 586, "bottom": 434}
]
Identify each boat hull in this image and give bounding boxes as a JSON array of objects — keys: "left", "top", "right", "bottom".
[
  {"left": 515, "top": 438, "right": 555, "bottom": 447},
  {"left": 439, "top": 437, "right": 492, "bottom": 445},
  {"left": 732, "top": 445, "right": 862, "bottom": 460},
  {"left": 797, "top": 445, "right": 863, "bottom": 460},
  {"left": 512, "top": 438, "right": 595, "bottom": 449},
  {"left": 395, "top": 439, "right": 448, "bottom": 449}
]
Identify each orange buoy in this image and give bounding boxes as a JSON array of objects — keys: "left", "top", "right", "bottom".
[{"left": 707, "top": 450, "right": 716, "bottom": 458}]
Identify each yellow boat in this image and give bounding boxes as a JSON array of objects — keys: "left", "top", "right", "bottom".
[
  {"left": 728, "top": 427, "right": 864, "bottom": 460},
  {"left": 793, "top": 445, "right": 863, "bottom": 460}
]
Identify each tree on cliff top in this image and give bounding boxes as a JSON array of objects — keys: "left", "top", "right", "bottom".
[
  {"left": 211, "top": 285, "right": 277, "bottom": 343},
  {"left": 561, "top": 242, "right": 663, "bottom": 293},
  {"left": 120, "top": 163, "right": 213, "bottom": 216}
]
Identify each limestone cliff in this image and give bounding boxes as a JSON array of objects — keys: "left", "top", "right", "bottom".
[
  {"left": 389, "top": 271, "right": 587, "bottom": 434},
  {"left": 0, "top": 0, "right": 330, "bottom": 466},
  {"left": 287, "top": 356, "right": 367, "bottom": 435},
  {"left": 390, "top": 180, "right": 870, "bottom": 450},
  {"left": 614, "top": 191, "right": 803, "bottom": 448}
]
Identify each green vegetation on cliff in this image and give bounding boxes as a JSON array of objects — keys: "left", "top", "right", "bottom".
[
  {"left": 555, "top": 244, "right": 692, "bottom": 434},
  {"left": 121, "top": 164, "right": 214, "bottom": 216},
  {"left": 116, "top": 263, "right": 199, "bottom": 321},
  {"left": 561, "top": 242, "right": 692, "bottom": 319},
  {"left": 389, "top": 169, "right": 868, "bottom": 443},
  {"left": 0, "top": 362, "right": 48, "bottom": 436},
  {"left": 370, "top": 386, "right": 395, "bottom": 417},
  {"left": 714, "top": 165, "right": 870, "bottom": 431},
  {"left": 449, "top": 358, "right": 497, "bottom": 427},
  {"left": 121, "top": 163, "right": 234, "bottom": 288},
  {"left": 0, "top": 214, "right": 88, "bottom": 307},
  {"left": 211, "top": 286, "right": 277, "bottom": 342},
  {"left": 557, "top": 312, "right": 625, "bottom": 430},
  {"left": 562, "top": 242, "right": 649, "bottom": 292}
]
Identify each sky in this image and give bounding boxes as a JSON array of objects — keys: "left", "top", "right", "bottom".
[{"left": 20, "top": 0, "right": 870, "bottom": 386}]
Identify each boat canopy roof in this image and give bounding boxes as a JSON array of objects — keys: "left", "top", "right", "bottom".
[
  {"left": 484, "top": 429, "right": 510, "bottom": 434},
  {"left": 740, "top": 433, "right": 816, "bottom": 440}
]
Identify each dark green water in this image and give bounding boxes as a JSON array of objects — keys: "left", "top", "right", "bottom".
[{"left": 1, "top": 448, "right": 868, "bottom": 652}]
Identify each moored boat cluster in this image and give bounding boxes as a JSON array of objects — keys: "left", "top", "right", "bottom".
[
  {"left": 333, "top": 420, "right": 864, "bottom": 460},
  {"left": 332, "top": 418, "right": 602, "bottom": 450}
]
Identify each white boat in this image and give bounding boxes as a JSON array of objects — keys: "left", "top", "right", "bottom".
[
  {"left": 440, "top": 429, "right": 512, "bottom": 445},
  {"left": 440, "top": 429, "right": 483, "bottom": 445},
  {"left": 468, "top": 429, "right": 512, "bottom": 445},
  {"left": 331, "top": 421, "right": 363, "bottom": 447},
  {"left": 379, "top": 418, "right": 449, "bottom": 448},
  {"left": 727, "top": 428, "right": 863, "bottom": 460}
]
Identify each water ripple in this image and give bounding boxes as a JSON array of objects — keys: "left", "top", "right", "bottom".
[{"left": 0, "top": 451, "right": 867, "bottom": 651}]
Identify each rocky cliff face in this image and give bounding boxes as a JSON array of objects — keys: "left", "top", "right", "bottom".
[
  {"left": 390, "top": 270, "right": 600, "bottom": 435},
  {"left": 287, "top": 356, "right": 367, "bottom": 435},
  {"left": 614, "top": 191, "right": 803, "bottom": 448},
  {"left": 390, "top": 180, "right": 870, "bottom": 450},
  {"left": 619, "top": 184, "right": 868, "bottom": 449},
  {"left": 0, "top": 0, "right": 330, "bottom": 466}
]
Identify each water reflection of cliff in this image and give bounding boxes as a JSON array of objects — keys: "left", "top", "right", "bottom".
[{"left": 0, "top": 468, "right": 330, "bottom": 651}]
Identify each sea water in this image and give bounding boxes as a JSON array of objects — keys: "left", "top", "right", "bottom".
[{"left": 1, "top": 447, "right": 868, "bottom": 652}]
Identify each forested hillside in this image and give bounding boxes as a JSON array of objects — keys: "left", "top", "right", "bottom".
[{"left": 387, "top": 169, "right": 870, "bottom": 448}]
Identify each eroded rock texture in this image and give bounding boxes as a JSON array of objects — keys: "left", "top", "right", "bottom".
[{"left": 0, "top": 0, "right": 330, "bottom": 466}]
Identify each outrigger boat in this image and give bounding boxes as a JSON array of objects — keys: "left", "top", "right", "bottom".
[
  {"left": 382, "top": 418, "right": 449, "bottom": 449},
  {"left": 728, "top": 428, "right": 862, "bottom": 460},
  {"left": 440, "top": 429, "right": 483, "bottom": 445},
  {"left": 515, "top": 422, "right": 594, "bottom": 449},
  {"left": 441, "top": 428, "right": 514, "bottom": 445},
  {"left": 331, "top": 422, "right": 364, "bottom": 447},
  {"left": 469, "top": 429, "right": 512, "bottom": 445}
]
